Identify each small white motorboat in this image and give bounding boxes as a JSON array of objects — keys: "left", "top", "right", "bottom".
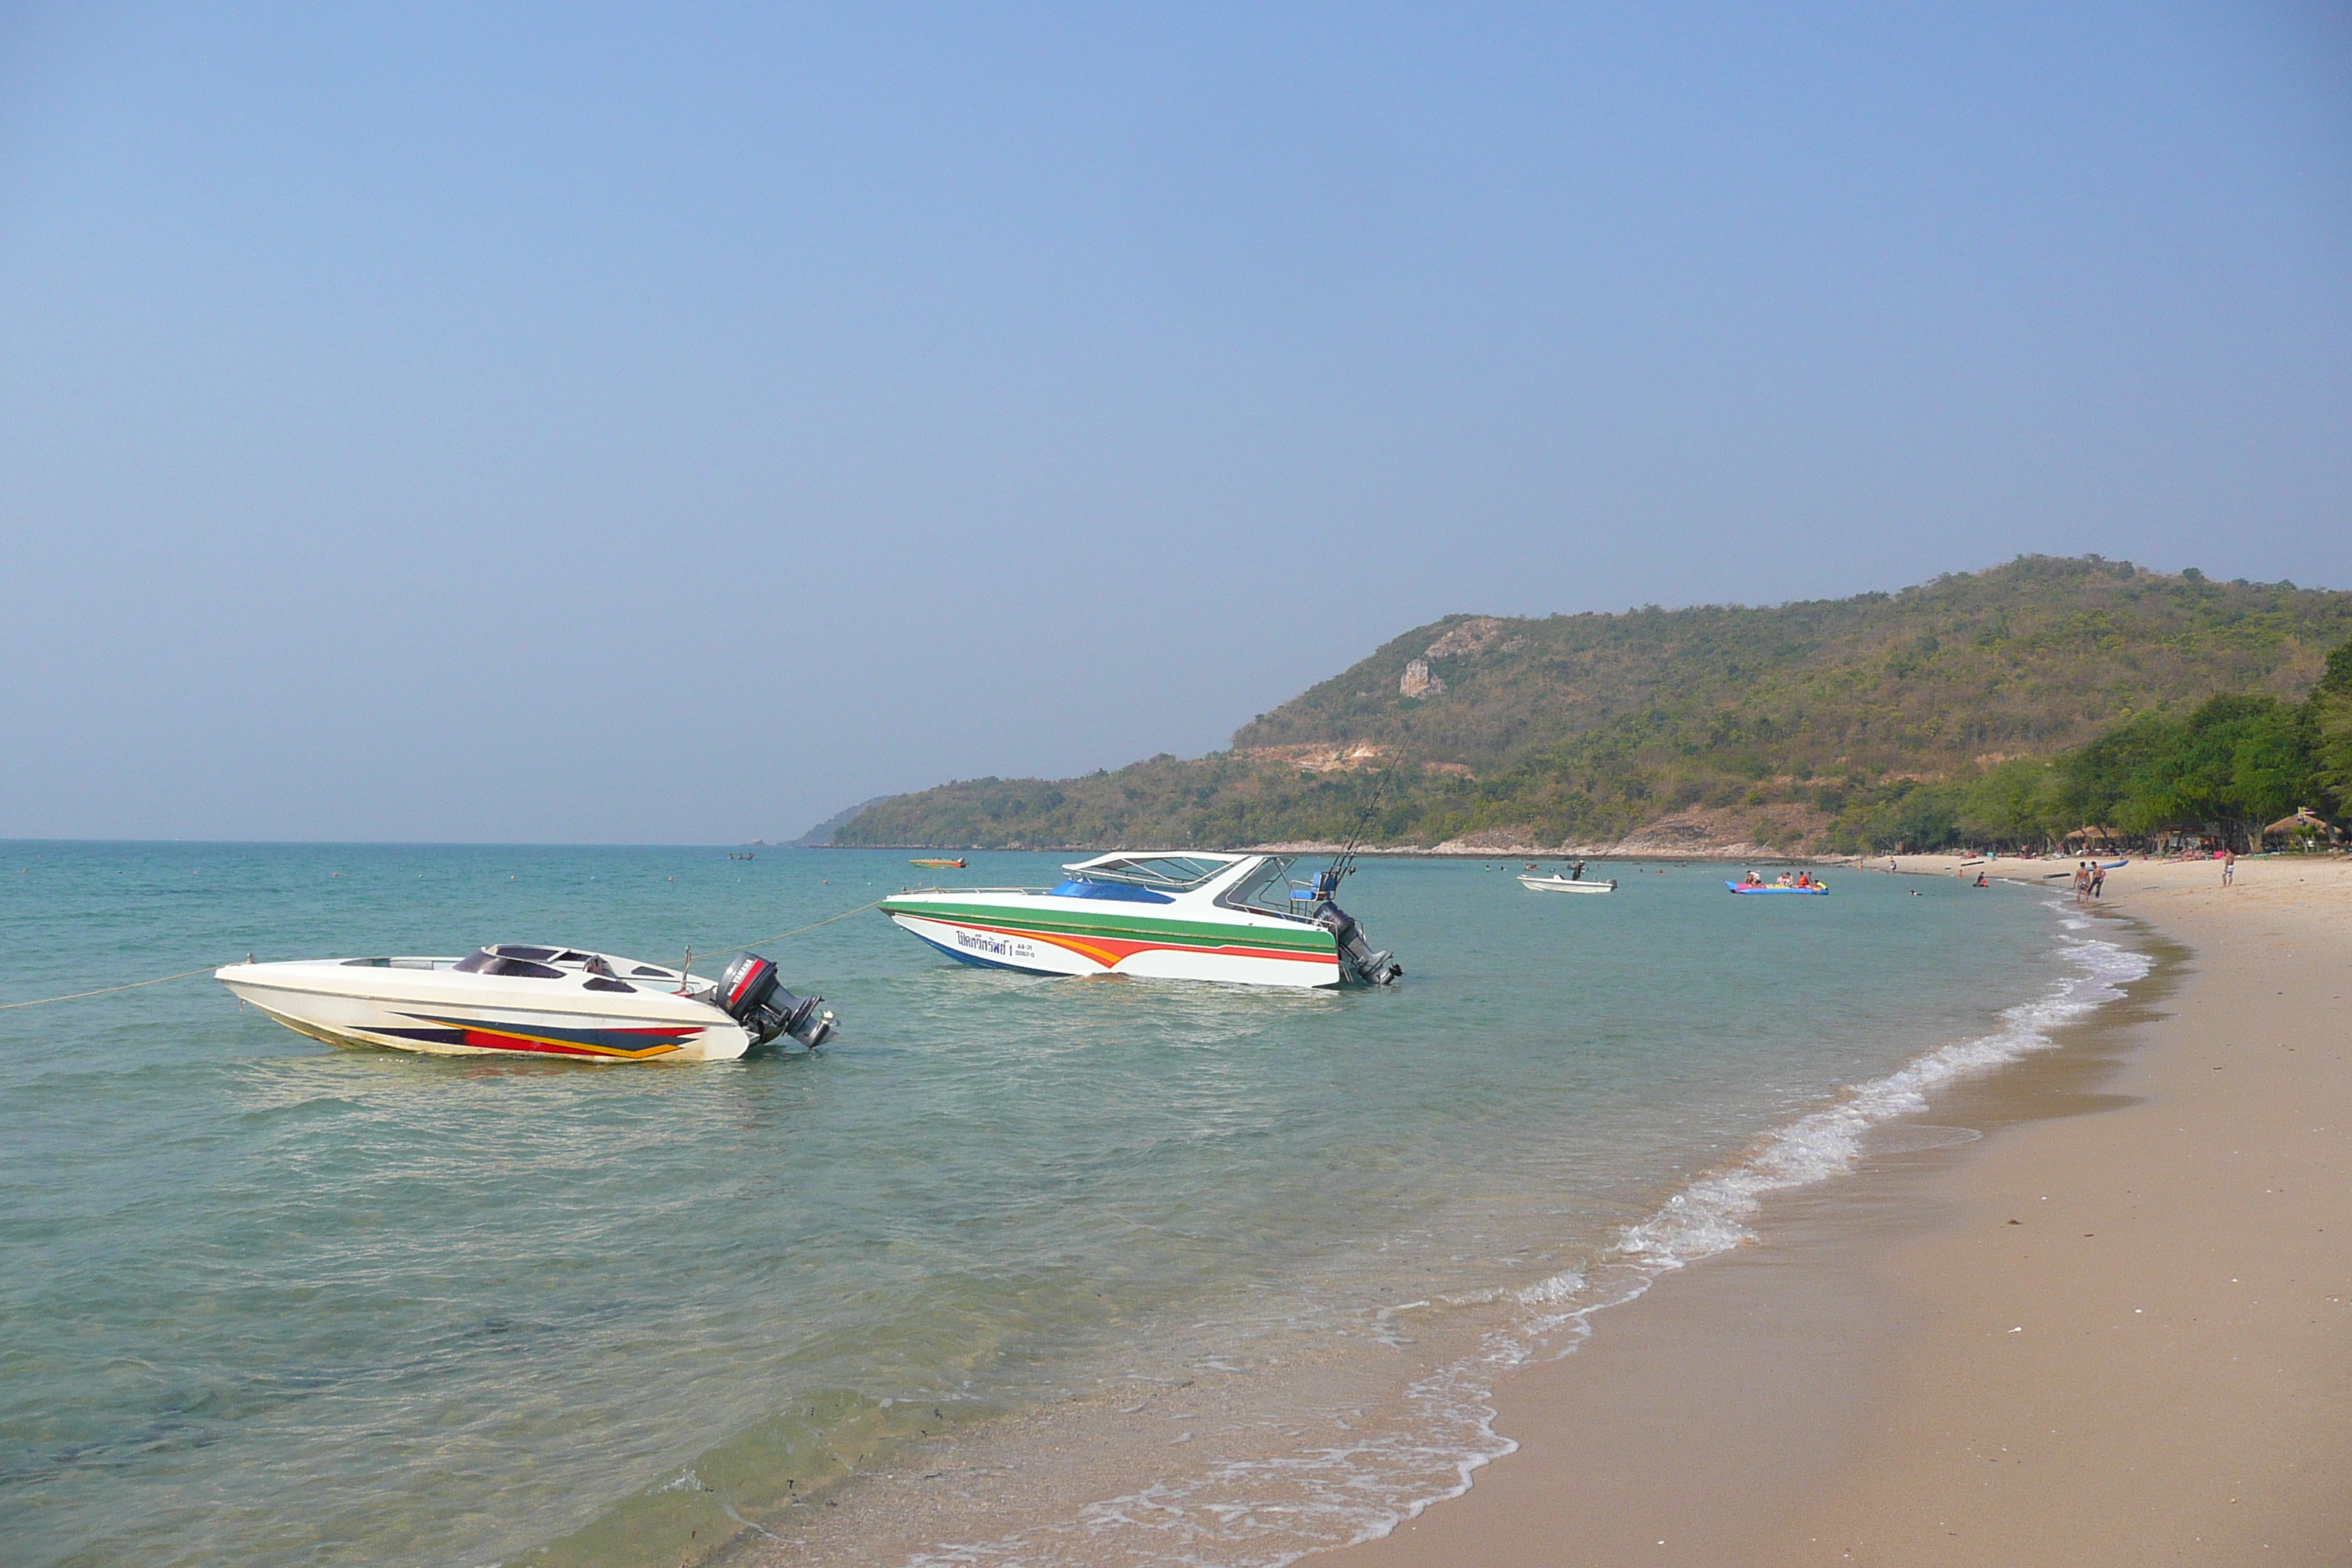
[
  {"left": 881, "top": 851, "right": 1402, "bottom": 988},
  {"left": 1519, "top": 872, "right": 1617, "bottom": 894},
  {"left": 216, "top": 945, "right": 835, "bottom": 1063}
]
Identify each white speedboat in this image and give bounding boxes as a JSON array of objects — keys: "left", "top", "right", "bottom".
[
  {"left": 1519, "top": 872, "right": 1617, "bottom": 894},
  {"left": 216, "top": 946, "right": 835, "bottom": 1063},
  {"left": 879, "top": 852, "right": 1403, "bottom": 989}
]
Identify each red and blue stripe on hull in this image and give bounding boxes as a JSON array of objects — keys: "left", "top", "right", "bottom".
[{"left": 374, "top": 1014, "right": 709, "bottom": 1060}]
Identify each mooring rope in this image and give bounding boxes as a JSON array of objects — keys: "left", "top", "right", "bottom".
[
  {"left": 0, "top": 964, "right": 227, "bottom": 1011},
  {"left": 684, "top": 897, "right": 889, "bottom": 973}
]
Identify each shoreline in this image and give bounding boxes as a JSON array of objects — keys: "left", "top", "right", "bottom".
[
  {"left": 1327, "top": 853, "right": 2352, "bottom": 1566},
  {"left": 725, "top": 862, "right": 2163, "bottom": 1568},
  {"left": 810, "top": 840, "right": 2321, "bottom": 870},
  {"left": 813, "top": 843, "right": 1848, "bottom": 861}
]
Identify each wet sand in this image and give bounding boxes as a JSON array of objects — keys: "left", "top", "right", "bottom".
[{"left": 1333, "top": 855, "right": 2352, "bottom": 1567}]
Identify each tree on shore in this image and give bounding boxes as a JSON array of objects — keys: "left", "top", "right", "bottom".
[
  {"left": 1892, "top": 638, "right": 2352, "bottom": 853},
  {"left": 2313, "top": 636, "right": 2352, "bottom": 805}
]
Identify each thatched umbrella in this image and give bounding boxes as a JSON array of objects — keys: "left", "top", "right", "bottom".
[
  {"left": 2263, "top": 807, "right": 2337, "bottom": 843},
  {"left": 2065, "top": 825, "right": 2118, "bottom": 845}
]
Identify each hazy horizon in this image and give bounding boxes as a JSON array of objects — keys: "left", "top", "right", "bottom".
[
  {"left": 4, "top": 549, "right": 2335, "bottom": 845},
  {"left": 6, "top": 5, "right": 2348, "bottom": 843}
]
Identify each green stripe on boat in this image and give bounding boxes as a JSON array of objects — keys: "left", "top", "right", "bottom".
[{"left": 878, "top": 897, "right": 1337, "bottom": 954}]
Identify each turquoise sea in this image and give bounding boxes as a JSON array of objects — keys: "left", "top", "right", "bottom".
[{"left": 0, "top": 844, "right": 2145, "bottom": 1568}]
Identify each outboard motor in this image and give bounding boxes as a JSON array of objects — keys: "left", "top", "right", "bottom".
[
  {"left": 1315, "top": 903, "right": 1403, "bottom": 987},
  {"left": 716, "top": 953, "right": 837, "bottom": 1049}
]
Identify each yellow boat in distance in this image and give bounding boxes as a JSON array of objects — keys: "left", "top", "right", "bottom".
[{"left": 910, "top": 858, "right": 968, "bottom": 869}]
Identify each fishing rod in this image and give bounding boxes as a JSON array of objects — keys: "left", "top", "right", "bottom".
[{"left": 1322, "top": 764, "right": 1394, "bottom": 892}]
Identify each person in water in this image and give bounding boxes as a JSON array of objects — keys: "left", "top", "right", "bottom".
[{"left": 1975, "top": 872, "right": 1989, "bottom": 887}]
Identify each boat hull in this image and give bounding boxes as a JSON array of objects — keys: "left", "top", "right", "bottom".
[
  {"left": 883, "top": 903, "right": 1344, "bottom": 988},
  {"left": 216, "top": 962, "right": 755, "bottom": 1062}
]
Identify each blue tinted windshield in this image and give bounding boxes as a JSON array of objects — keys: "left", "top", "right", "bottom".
[{"left": 1049, "top": 880, "right": 1175, "bottom": 903}]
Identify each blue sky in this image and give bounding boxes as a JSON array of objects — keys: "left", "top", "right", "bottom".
[{"left": 3, "top": 3, "right": 2348, "bottom": 842}]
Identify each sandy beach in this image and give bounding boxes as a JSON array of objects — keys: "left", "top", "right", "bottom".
[{"left": 1333, "top": 853, "right": 2352, "bottom": 1567}]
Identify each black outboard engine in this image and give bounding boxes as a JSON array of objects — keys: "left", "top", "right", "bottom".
[
  {"left": 1315, "top": 902, "right": 1403, "bottom": 987},
  {"left": 716, "top": 953, "right": 837, "bottom": 1049}
]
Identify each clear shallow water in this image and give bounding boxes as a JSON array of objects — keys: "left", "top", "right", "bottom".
[{"left": 0, "top": 845, "right": 2133, "bottom": 1567}]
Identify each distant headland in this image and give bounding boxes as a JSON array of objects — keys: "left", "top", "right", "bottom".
[{"left": 818, "top": 557, "right": 2352, "bottom": 859}]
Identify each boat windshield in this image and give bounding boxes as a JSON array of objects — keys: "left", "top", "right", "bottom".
[
  {"left": 1061, "top": 855, "right": 1233, "bottom": 891},
  {"left": 1213, "top": 856, "right": 1313, "bottom": 915},
  {"left": 452, "top": 946, "right": 565, "bottom": 979}
]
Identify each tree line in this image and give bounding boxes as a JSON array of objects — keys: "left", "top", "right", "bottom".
[{"left": 1844, "top": 636, "right": 2352, "bottom": 853}]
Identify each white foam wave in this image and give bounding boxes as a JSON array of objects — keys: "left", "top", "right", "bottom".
[
  {"left": 1616, "top": 918, "right": 2146, "bottom": 1268},
  {"left": 892, "top": 913, "right": 2151, "bottom": 1568}
]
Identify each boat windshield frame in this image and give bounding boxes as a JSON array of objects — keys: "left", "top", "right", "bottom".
[
  {"left": 446, "top": 946, "right": 661, "bottom": 981},
  {"left": 452, "top": 948, "right": 565, "bottom": 979},
  {"left": 1212, "top": 854, "right": 1319, "bottom": 919}
]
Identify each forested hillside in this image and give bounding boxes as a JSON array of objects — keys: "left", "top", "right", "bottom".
[{"left": 834, "top": 557, "right": 2352, "bottom": 853}]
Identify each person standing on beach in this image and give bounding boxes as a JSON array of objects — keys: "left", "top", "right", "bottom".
[
  {"left": 2223, "top": 848, "right": 2236, "bottom": 886},
  {"left": 2092, "top": 862, "right": 2106, "bottom": 899}
]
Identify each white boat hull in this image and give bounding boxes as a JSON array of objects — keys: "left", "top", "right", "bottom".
[
  {"left": 881, "top": 852, "right": 1398, "bottom": 990},
  {"left": 886, "top": 910, "right": 1343, "bottom": 989},
  {"left": 1519, "top": 875, "right": 1616, "bottom": 894},
  {"left": 216, "top": 957, "right": 756, "bottom": 1063}
]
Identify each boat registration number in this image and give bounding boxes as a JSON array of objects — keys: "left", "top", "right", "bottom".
[{"left": 956, "top": 928, "right": 1039, "bottom": 962}]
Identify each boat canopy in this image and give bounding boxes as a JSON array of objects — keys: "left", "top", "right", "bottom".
[{"left": 1058, "top": 853, "right": 1245, "bottom": 890}]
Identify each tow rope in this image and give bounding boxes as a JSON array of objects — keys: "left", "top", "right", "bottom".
[
  {"left": 680, "top": 898, "right": 888, "bottom": 976},
  {"left": 0, "top": 964, "right": 227, "bottom": 1011}
]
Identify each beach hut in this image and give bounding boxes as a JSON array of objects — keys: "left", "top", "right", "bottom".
[
  {"left": 2261, "top": 807, "right": 2339, "bottom": 851},
  {"left": 2064, "top": 826, "right": 2119, "bottom": 848}
]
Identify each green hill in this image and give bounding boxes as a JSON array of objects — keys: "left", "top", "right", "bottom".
[{"left": 834, "top": 557, "right": 2352, "bottom": 853}]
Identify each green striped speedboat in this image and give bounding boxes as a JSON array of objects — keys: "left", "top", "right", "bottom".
[{"left": 879, "top": 853, "right": 1403, "bottom": 990}]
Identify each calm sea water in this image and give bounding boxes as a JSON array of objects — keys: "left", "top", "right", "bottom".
[{"left": 0, "top": 844, "right": 2139, "bottom": 1568}]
